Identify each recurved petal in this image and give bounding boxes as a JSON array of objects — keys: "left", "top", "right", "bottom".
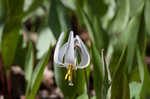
[
  {"left": 75, "top": 36, "right": 90, "bottom": 69},
  {"left": 64, "top": 31, "right": 76, "bottom": 66},
  {"left": 54, "top": 32, "right": 65, "bottom": 66}
]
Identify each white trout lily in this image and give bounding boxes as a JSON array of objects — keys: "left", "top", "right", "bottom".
[{"left": 54, "top": 31, "right": 90, "bottom": 85}]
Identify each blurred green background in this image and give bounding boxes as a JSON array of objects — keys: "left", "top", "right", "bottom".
[{"left": 0, "top": 0, "right": 150, "bottom": 99}]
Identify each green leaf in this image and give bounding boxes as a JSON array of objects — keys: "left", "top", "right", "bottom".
[
  {"left": 36, "top": 27, "right": 56, "bottom": 59},
  {"left": 54, "top": 65, "right": 86, "bottom": 99},
  {"left": 48, "top": 0, "right": 61, "bottom": 39},
  {"left": 48, "top": 0, "right": 71, "bottom": 39},
  {"left": 109, "top": 45, "right": 130, "bottom": 99},
  {"left": 25, "top": 41, "right": 34, "bottom": 82},
  {"left": 77, "top": 93, "right": 88, "bottom": 99},
  {"left": 130, "top": 0, "right": 144, "bottom": 17},
  {"left": 110, "top": 46, "right": 127, "bottom": 80},
  {"left": 129, "top": 66, "right": 140, "bottom": 82},
  {"left": 91, "top": 43, "right": 104, "bottom": 99},
  {"left": 57, "top": 4, "right": 71, "bottom": 33},
  {"left": 6, "top": 0, "right": 24, "bottom": 18},
  {"left": 101, "top": 0, "right": 116, "bottom": 29},
  {"left": 29, "top": 45, "right": 52, "bottom": 98},
  {"left": 137, "top": 48, "right": 150, "bottom": 98},
  {"left": 110, "top": 48, "right": 130, "bottom": 99},
  {"left": 25, "top": 41, "right": 34, "bottom": 98},
  {"left": 0, "top": 0, "right": 7, "bottom": 24},
  {"left": 1, "top": 0, "right": 24, "bottom": 69},
  {"left": 126, "top": 5, "right": 144, "bottom": 74},
  {"left": 129, "top": 82, "right": 142, "bottom": 99},
  {"left": 111, "top": 69, "right": 130, "bottom": 99},
  {"left": 119, "top": 3, "right": 144, "bottom": 74},
  {"left": 82, "top": 11, "right": 108, "bottom": 51},
  {"left": 86, "top": 0, "right": 107, "bottom": 17},
  {"left": 109, "top": 0, "right": 130, "bottom": 33},
  {"left": 144, "top": 0, "right": 150, "bottom": 35},
  {"left": 60, "top": 0, "right": 77, "bottom": 10},
  {"left": 14, "top": 35, "right": 26, "bottom": 68},
  {"left": 23, "top": 0, "right": 44, "bottom": 17},
  {"left": 82, "top": 11, "right": 95, "bottom": 44},
  {"left": 2, "top": 19, "right": 21, "bottom": 68}
]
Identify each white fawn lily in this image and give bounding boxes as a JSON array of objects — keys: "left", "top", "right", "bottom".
[{"left": 54, "top": 31, "right": 90, "bottom": 85}]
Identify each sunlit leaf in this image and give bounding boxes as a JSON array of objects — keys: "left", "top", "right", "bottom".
[
  {"left": 60, "top": 0, "right": 77, "bottom": 10},
  {"left": 129, "top": 81, "right": 141, "bottom": 99},
  {"left": 36, "top": 27, "right": 56, "bottom": 59}
]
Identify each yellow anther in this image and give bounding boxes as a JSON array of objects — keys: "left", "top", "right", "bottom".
[
  {"left": 65, "top": 73, "right": 69, "bottom": 80},
  {"left": 65, "top": 64, "right": 75, "bottom": 82}
]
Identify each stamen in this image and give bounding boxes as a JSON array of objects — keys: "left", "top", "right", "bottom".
[{"left": 65, "top": 64, "right": 75, "bottom": 86}]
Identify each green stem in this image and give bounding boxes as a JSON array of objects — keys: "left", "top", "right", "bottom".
[{"left": 84, "top": 69, "right": 90, "bottom": 99}]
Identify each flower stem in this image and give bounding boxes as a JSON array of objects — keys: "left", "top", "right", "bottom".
[{"left": 84, "top": 68, "right": 90, "bottom": 99}]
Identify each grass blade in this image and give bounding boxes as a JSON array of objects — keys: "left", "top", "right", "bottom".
[
  {"left": 25, "top": 41, "right": 34, "bottom": 98},
  {"left": 29, "top": 45, "right": 52, "bottom": 98}
]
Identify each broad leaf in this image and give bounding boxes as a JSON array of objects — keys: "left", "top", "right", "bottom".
[
  {"left": 2, "top": 0, "right": 24, "bottom": 69},
  {"left": 36, "top": 27, "right": 56, "bottom": 59}
]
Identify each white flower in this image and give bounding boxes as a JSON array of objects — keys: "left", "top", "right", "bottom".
[{"left": 54, "top": 31, "right": 90, "bottom": 85}]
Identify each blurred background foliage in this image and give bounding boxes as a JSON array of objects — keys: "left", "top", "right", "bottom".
[{"left": 0, "top": 0, "right": 150, "bottom": 99}]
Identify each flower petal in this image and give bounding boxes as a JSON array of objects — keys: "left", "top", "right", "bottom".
[
  {"left": 64, "top": 31, "right": 76, "bottom": 66},
  {"left": 54, "top": 32, "right": 65, "bottom": 66},
  {"left": 75, "top": 36, "right": 90, "bottom": 68},
  {"left": 59, "top": 42, "right": 67, "bottom": 63}
]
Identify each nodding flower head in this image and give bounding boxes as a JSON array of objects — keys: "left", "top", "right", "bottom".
[{"left": 54, "top": 31, "right": 90, "bottom": 86}]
